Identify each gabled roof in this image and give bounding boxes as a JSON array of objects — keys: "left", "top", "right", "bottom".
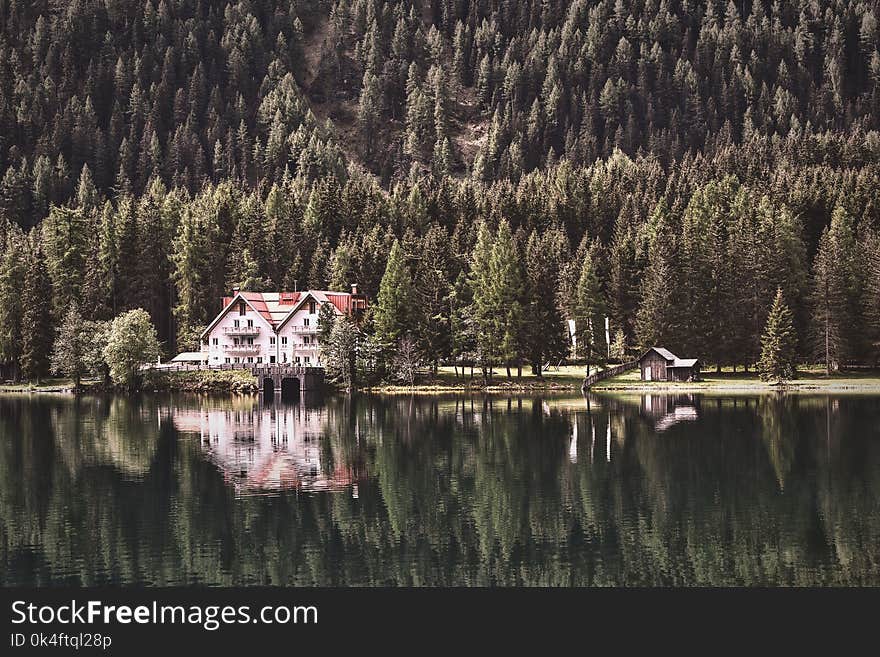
[
  {"left": 639, "top": 346, "right": 678, "bottom": 362},
  {"left": 202, "top": 290, "right": 357, "bottom": 339},
  {"left": 276, "top": 290, "right": 349, "bottom": 330},
  {"left": 200, "top": 292, "right": 278, "bottom": 340},
  {"left": 670, "top": 358, "right": 699, "bottom": 368}
]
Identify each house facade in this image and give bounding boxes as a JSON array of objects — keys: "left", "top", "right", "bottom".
[
  {"left": 199, "top": 286, "right": 366, "bottom": 367},
  {"left": 637, "top": 347, "right": 700, "bottom": 382}
]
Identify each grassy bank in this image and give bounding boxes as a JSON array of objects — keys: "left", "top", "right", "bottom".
[
  {"left": 148, "top": 369, "right": 259, "bottom": 392},
  {"left": 5, "top": 365, "right": 880, "bottom": 395},
  {"left": 0, "top": 369, "right": 261, "bottom": 394},
  {"left": 0, "top": 377, "right": 90, "bottom": 393},
  {"left": 361, "top": 364, "right": 586, "bottom": 392},
  {"left": 591, "top": 367, "right": 880, "bottom": 391}
]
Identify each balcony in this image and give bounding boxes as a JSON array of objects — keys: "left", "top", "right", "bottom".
[
  {"left": 224, "top": 325, "right": 261, "bottom": 336},
  {"left": 289, "top": 326, "right": 317, "bottom": 334},
  {"left": 225, "top": 344, "right": 262, "bottom": 354}
]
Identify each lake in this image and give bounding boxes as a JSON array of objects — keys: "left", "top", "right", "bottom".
[{"left": 1, "top": 391, "right": 879, "bottom": 586}]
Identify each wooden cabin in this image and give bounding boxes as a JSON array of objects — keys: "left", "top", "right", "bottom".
[{"left": 638, "top": 347, "right": 700, "bottom": 382}]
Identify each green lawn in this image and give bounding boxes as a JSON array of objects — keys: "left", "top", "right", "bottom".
[
  {"left": 593, "top": 366, "right": 880, "bottom": 390},
  {"left": 368, "top": 364, "right": 587, "bottom": 391},
  {"left": 0, "top": 377, "right": 99, "bottom": 392}
]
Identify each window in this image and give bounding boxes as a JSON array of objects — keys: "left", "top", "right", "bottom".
[
  {"left": 247, "top": 357, "right": 253, "bottom": 364},
  {"left": 309, "top": 300, "right": 316, "bottom": 314},
  {"left": 256, "top": 357, "right": 263, "bottom": 363},
  {"left": 304, "top": 318, "right": 310, "bottom": 327},
  {"left": 270, "top": 356, "right": 276, "bottom": 363},
  {"left": 304, "top": 356, "right": 310, "bottom": 364},
  {"left": 270, "top": 336, "right": 275, "bottom": 345},
  {"left": 225, "top": 357, "right": 230, "bottom": 364},
  {"left": 247, "top": 319, "right": 253, "bottom": 327},
  {"left": 303, "top": 336, "right": 310, "bottom": 345},
  {"left": 233, "top": 319, "right": 239, "bottom": 327},
  {"left": 247, "top": 338, "right": 254, "bottom": 345},
  {"left": 233, "top": 338, "right": 240, "bottom": 346},
  {"left": 281, "top": 336, "right": 288, "bottom": 345},
  {"left": 212, "top": 338, "right": 218, "bottom": 346},
  {"left": 234, "top": 357, "right": 240, "bottom": 364},
  {"left": 294, "top": 356, "right": 300, "bottom": 363},
  {"left": 239, "top": 301, "right": 246, "bottom": 316}
]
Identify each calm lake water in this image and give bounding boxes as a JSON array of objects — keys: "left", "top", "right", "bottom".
[{"left": 1, "top": 391, "right": 879, "bottom": 586}]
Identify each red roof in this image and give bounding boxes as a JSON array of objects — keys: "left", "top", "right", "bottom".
[{"left": 214, "top": 290, "right": 363, "bottom": 333}]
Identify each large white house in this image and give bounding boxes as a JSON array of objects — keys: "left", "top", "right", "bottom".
[{"left": 198, "top": 285, "right": 366, "bottom": 367}]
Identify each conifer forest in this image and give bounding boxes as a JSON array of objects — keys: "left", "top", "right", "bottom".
[{"left": 1, "top": 0, "right": 880, "bottom": 382}]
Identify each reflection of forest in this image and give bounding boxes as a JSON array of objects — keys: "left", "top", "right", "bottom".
[{"left": 1, "top": 393, "right": 879, "bottom": 586}]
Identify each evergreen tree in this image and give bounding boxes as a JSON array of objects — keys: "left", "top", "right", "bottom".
[
  {"left": 373, "top": 239, "right": 414, "bottom": 350},
  {"left": 490, "top": 220, "right": 526, "bottom": 377},
  {"left": 758, "top": 289, "right": 798, "bottom": 382},
  {"left": 523, "top": 228, "right": 569, "bottom": 375},
  {"left": 809, "top": 207, "right": 858, "bottom": 373},
  {"left": 20, "top": 238, "right": 54, "bottom": 383},
  {"left": 0, "top": 227, "right": 26, "bottom": 380},
  {"left": 572, "top": 239, "right": 607, "bottom": 368}
]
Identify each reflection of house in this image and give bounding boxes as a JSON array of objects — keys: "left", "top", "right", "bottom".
[
  {"left": 641, "top": 393, "right": 700, "bottom": 432},
  {"left": 638, "top": 347, "right": 700, "bottom": 382},
  {"left": 172, "top": 404, "right": 358, "bottom": 494}
]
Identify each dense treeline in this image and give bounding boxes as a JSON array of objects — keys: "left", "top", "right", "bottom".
[{"left": 0, "top": 1, "right": 879, "bottom": 381}]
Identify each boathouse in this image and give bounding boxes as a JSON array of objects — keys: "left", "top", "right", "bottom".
[{"left": 637, "top": 347, "right": 700, "bottom": 382}]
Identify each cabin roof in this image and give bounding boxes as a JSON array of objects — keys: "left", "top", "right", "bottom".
[
  {"left": 639, "top": 346, "right": 678, "bottom": 362},
  {"left": 638, "top": 347, "right": 699, "bottom": 369}
]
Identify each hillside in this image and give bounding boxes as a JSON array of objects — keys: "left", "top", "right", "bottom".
[
  {"left": 1, "top": 0, "right": 878, "bottom": 209},
  {"left": 0, "top": 1, "right": 879, "bottom": 383}
]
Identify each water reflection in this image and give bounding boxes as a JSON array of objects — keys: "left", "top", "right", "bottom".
[
  {"left": 1, "top": 391, "right": 879, "bottom": 586},
  {"left": 172, "top": 397, "right": 360, "bottom": 495}
]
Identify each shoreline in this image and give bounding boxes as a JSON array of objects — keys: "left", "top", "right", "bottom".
[{"left": 5, "top": 370, "right": 880, "bottom": 396}]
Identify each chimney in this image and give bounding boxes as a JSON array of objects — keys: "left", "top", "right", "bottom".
[
  {"left": 232, "top": 285, "right": 240, "bottom": 296},
  {"left": 351, "top": 282, "right": 359, "bottom": 296}
]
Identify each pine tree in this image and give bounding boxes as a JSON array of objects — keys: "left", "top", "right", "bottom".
[
  {"left": 468, "top": 221, "right": 498, "bottom": 380},
  {"left": 523, "top": 228, "right": 569, "bottom": 375},
  {"left": 572, "top": 239, "right": 607, "bottom": 368},
  {"left": 865, "top": 230, "right": 880, "bottom": 362},
  {"left": 20, "top": 238, "right": 54, "bottom": 383},
  {"left": 758, "top": 289, "right": 798, "bottom": 382},
  {"left": 810, "top": 207, "right": 858, "bottom": 374},
  {"left": 489, "top": 219, "right": 525, "bottom": 377},
  {"left": 0, "top": 227, "right": 26, "bottom": 380},
  {"left": 413, "top": 225, "right": 452, "bottom": 374},
  {"left": 373, "top": 239, "right": 414, "bottom": 349}
]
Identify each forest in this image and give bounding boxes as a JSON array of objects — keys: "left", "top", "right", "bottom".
[{"left": 0, "top": 0, "right": 879, "bottom": 382}]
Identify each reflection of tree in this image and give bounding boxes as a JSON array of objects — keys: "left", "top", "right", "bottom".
[
  {"left": 2, "top": 393, "right": 880, "bottom": 586},
  {"left": 757, "top": 395, "right": 799, "bottom": 490}
]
